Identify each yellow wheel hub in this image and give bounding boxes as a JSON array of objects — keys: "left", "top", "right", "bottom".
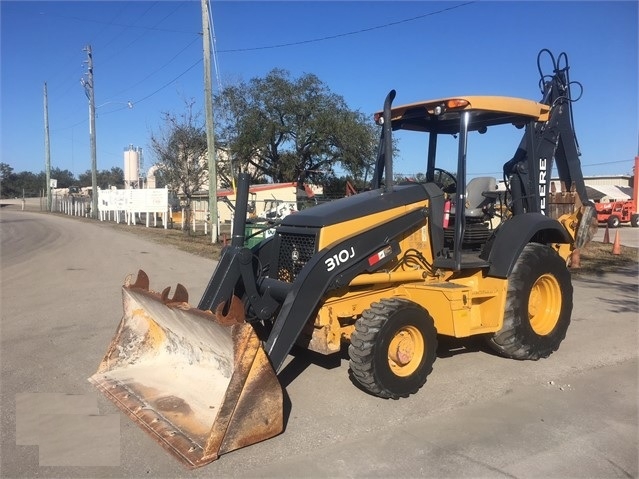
[
  {"left": 388, "top": 326, "right": 424, "bottom": 377},
  {"left": 528, "top": 274, "right": 562, "bottom": 335}
]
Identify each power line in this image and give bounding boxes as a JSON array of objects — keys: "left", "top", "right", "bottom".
[
  {"left": 30, "top": 1, "right": 196, "bottom": 118},
  {"left": 579, "top": 159, "right": 636, "bottom": 168},
  {"left": 218, "top": 2, "right": 477, "bottom": 53},
  {"left": 130, "top": 58, "right": 203, "bottom": 106},
  {"left": 465, "top": 158, "right": 636, "bottom": 176},
  {"left": 51, "top": 3, "right": 476, "bottom": 133},
  {"left": 36, "top": 11, "right": 199, "bottom": 35},
  {"left": 96, "top": 2, "right": 162, "bottom": 63},
  {"left": 106, "top": 36, "right": 202, "bottom": 99},
  {"left": 209, "top": 1, "right": 223, "bottom": 93}
]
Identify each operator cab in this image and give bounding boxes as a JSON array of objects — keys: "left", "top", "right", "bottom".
[{"left": 375, "top": 95, "right": 552, "bottom": 270}]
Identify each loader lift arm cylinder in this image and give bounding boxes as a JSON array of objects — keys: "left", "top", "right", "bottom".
[
  {"left": 231, "top": 173, "right": 251, "bottom": 247},
  {"left": 383, "top": 90, "right": 395, "bottom": 193},
  {"left": 198, "top": 173, "right": 254, "bottom": 311}
]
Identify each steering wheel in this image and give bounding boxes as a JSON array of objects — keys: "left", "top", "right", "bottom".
[{"left": 432, "top": 168, "right": 457, "bottom": 194}]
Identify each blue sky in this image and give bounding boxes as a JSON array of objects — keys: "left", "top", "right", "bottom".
[{"left": 1, "top": 1, "right": 637, "bottom": 182}]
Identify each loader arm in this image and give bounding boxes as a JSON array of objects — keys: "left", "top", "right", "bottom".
[{"left": 265, "top": 206, "right": 427, "bottom": 371}]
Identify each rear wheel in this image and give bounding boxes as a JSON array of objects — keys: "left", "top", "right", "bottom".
[
  {"left": 631, "top": 214, "right": 639, "bottom": 228},
  {"left": 486, "top": 243, "right": 572, "bottom": 360},
  {"left": 608, "top": 215, "right": 621, "bottom": 228},
  {"left": 348, "top": 298, "right": 437, "bottom": 399}
]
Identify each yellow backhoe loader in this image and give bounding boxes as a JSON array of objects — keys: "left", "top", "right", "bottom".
[{"left": 90, "top": 50, "right": 596, "bottom": 468}]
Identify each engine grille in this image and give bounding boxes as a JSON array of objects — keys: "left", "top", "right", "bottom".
[{"left": 276, "top": 231, "right": 317, "bottom": 283}]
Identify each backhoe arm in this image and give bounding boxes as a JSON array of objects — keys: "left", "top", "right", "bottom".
[{"left": 504, "top": 50, "right": 590, "bottom": 216}]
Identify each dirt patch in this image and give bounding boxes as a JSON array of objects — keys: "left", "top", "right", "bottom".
[
  {"left": 102, "top": 222, "right": 224, "bottom": 260},
  {"left": 571, "top": 240, "right": 638, "bottom": 276}
]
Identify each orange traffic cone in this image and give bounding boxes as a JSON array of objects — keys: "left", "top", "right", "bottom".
[
  {"left": 612, "top": 231, "right": 621, "bottom": 255},
  {"left": 602, "top": 225, "right": 610, "bottom": 244},
  {"left": 570, "top": 248, "right": 581, "bottom": 268}
]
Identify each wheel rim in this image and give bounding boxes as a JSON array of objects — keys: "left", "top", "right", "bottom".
[
  {"left": 387, "top": 325, "right": 425, "bottom": 377},
  {"left": 528, "top": 273, "right": 562, "bottom": 335}
]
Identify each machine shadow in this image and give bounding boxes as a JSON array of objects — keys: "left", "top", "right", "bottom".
[{"left": 277, "top": 335, "right": 496, "bottom": 407}]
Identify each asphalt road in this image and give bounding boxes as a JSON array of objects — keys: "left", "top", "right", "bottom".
[
  {"left": 1, "top": 207, "right": 637, "bottom": 478},
  {"left": 591, "top": 222, "right": 639, "bottom": 248}
]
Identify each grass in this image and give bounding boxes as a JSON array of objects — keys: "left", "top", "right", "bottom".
[
  {"left": 7, "top": 202, "right": 638, "bottom": 273},
  {"left": 98, "top": 217, "right": 638, "bottom": 276},
  {"left": 97, "top": 220, "right": 226, "bottom": 260},
  {"left": 571, "top": 240, "right": 638, "bottom": 276}
]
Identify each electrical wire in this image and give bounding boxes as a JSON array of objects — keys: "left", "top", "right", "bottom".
[
  {"left": 97, "top": 2, "right": 163, "bottom": 64},
  {"left": 49, "top": 3, "right": 191, "bottom": 130},
  {"left": 209, "top": 0, "right": 223, "bottom": 93},
  {"left": 400, "top": 157, "right": 636, "bottom": 178},
  {"left": 37, "top": 10, "right": 199, "bottom": 35},
  {"left": 217, "top": 2, "right": 477, "bottom": 53},
  {"left": 52, "top": 3, "right": 476, "bottom": 134},
  {"left": 128, "top": 58, "right": 203, "bottom": 107},
  {"left": 106, "top": 35, "right": 202, "bottom": 99}
]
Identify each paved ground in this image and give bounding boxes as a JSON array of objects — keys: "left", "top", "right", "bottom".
[
  {"left": 591, "top": 222, "right": 639, "bottom": 248},
  {"left": 1, "top": 205, "right": 637, "bottom": 478}
]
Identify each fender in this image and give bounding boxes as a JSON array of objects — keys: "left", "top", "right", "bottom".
[{"left": 480, "top": 213, "right": 572, "bottom": 278}]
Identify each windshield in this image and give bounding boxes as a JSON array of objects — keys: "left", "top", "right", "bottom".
[{"left": 392, "top": 112, "right": 527, "bottom": 187}]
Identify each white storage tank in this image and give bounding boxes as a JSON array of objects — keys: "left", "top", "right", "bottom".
[{"left": 124, "top": 145, "right": 142, "bottom": 188}]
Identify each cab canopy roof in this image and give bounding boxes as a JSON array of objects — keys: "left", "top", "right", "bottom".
[{"left": 375, "top": 96, "right": 551, "bottom": 135}]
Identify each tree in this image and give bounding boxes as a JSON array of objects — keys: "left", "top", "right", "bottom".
[
  {"left": 0, "top": 163, "right": 14, "bottom": 198},
  {"left": 49, "top": 168, "right": 76, "bottom": 188},
  {"left": 78, "top": 167, "right": 124, "bottom": 189},
  {"left": 0, "top": 164, "right": 82, "bottom": 198},
  {"left": 0, "top": 163, "right": 12, "bottom": 180},
  {"left": 15, "top": 171, "right": 43, "bottom": 197},
  {"left": 214, "top": 69, "right": 379, "bottom": 186},
  {"left": 150, "top": 99, "right": 208, "bottom": 231}
]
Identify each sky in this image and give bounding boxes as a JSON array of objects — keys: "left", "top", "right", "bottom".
[{"left": 1, "top": 0, "right": 637, "bottom": 183}]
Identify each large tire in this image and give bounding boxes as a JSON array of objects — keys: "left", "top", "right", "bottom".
[
  {"left": 348, "top": 298, "right": 437, "bottom": 399},
  {"left": 486, "top": 243, "right": 572, "bottom": 360},
  {"left": 631, "top": 214, "right": 639, "bottom": 228},
  {"left": 607, "top": 215, "right": 621, "bottom": 228}
]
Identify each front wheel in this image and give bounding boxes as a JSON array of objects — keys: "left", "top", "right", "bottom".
[
  {"left": 349, "top": 298, "right": 438, "bottom": 399},
  {"left": 486, "top": 243, "right": 573, "bottom": 360},
  {"left": 608, "top": 215, "right": 621, "bottom": 228},
  {"left": 631, "top": 214, "right": 639, "bottom": 228}
]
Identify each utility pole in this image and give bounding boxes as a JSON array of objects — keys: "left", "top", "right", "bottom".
[
  {"left": 201, "top": 0, "right": 218, "bottom": 243},
  {"left": 43, "top": 82, "right": 52, "bottom": 212},
  {"left": 82, "top": 45, "right": 98, "bottom": 219}
]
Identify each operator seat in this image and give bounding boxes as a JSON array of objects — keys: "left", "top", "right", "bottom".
[
  {"left": 449, "top": 176, "right": 498, "bottom": 218},
  {"left": 464, "top": 176, "right": 497, "bottom": 218},
  {"left": 445, "top": 176, "right": 499, "bottom": 248}
]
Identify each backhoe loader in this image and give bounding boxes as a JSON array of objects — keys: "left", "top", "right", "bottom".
[{"left": 90, "top": 50, "right": 597, "bottom": 468}]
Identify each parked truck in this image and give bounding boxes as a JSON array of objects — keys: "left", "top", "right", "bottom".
[
  {"left": 595, "top": 199, "right": 638, "bottom": 228},
  {"left": 595, "top": 156, "right": 639, "bottom": 228}
]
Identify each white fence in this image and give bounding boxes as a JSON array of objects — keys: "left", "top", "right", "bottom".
[
  {"left": 49, "top": 188, "right": 304, "bottom": 235},
  {"left": 52, "top": 195, "right": 90, "bottom": 217},
  {"left": 98, "top": 187, "right": 170, "bottom": 228}
]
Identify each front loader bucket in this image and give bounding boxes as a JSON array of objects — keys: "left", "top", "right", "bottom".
[{"left": 89, "top": 270, "right": 283, "bottom": 468}]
